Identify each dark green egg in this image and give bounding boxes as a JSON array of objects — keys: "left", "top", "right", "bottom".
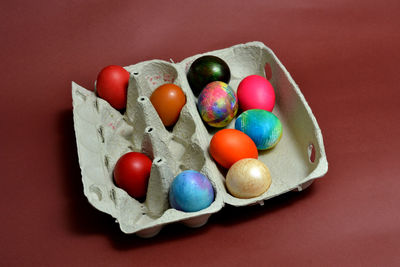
[{"left": 187, "top": 55, "right": 231, "bottom": 96}]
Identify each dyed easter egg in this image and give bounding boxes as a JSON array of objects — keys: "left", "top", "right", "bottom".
[
  {"left": 169, "top": 170, "right": 215, "bottom": 212},
  {"left": 226, "top": 158, "right": 272, "bottom": 199},
  {"left": 96, "top": 65, "right": 130, "bottom": 110},
  {"left": 197, "top": 81, "right": 238, "bottom": 128},
  {"left": 150, "top": 83, "right": 186, "bottom": 127},
  {"left": 209, "top": 129, "right": 258, "bottom": 169},
  {"left": 187, "top": 55, "right": 231, "bottom": 96},
  {"left": 113, "top": 152, "right": 152, "bottom": 199},
  {"left": 237, "top": 75, "right": 275, "bottom": 112},
  {"left": 235, "top": 109, "right": 282, "bottom": 150}
]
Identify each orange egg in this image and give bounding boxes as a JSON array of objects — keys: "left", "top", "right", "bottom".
[
  {"left": 150, "top": 84, "right": 186, "bottom": 127},
  {"left": 209, "top": 129, "right": 258, "bottom": 169}
]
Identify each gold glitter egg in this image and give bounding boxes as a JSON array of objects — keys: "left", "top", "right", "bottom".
[{"left": 226, "top": 158, "right": 272, "bottom": 198}]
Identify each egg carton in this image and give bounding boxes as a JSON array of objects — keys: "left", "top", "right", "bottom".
[{"left": 72, "top": 41, "right": 328, "bottom": 238}]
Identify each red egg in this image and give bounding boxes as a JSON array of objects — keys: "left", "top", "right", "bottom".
[
  {"left": 209, "top": 129, "right": 258, "bottom": 169},
  {"left": 237, "top": 75, "right": 275, "bottom": 112},
  {"left": 96, "top": 65, "right": 130, "bottom": 110},
  {"left": 113, "top": 152, "right": 152, "bottom": 199}
]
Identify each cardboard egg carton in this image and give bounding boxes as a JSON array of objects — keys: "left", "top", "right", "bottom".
[{"left": 72, "top": 41, "right": 328, "bottom": 238}]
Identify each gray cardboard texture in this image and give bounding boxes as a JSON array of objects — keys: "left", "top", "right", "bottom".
[{"left": 72, "top": 41, "right": 328, "bottom": 237}]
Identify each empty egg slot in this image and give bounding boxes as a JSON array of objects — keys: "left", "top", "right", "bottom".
[
  {"left": 230, "top": 45, "right": 267, "bottom": 80},
  {"left": 168, "top": 137, "right": 187, "bottom": 170},
  {"left": 178, "top": 142, "right": 206, "bottom": 172},
  {"left": 141, "top": 125, "right": 175, "bottom": 171},
  {"left": 171, "top": 105, "right": 197, "bottom": 142}
]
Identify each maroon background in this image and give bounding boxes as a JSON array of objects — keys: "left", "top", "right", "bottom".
[{"left": 1, "top": 0, "right": 400, "bottom": 266}]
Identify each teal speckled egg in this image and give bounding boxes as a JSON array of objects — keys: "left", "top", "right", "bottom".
[
  {"left": 235, "top": 109, "right": 282, "bottom": 150},
  {"left": 169, "top": 170, "right": 215, "bottom": 212}
]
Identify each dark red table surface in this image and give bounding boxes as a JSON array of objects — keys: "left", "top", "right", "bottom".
[{"left": 1, "top": 0, "right": 400, "bottom": 266}]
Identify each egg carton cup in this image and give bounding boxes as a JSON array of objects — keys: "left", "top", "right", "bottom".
[{"left": 72, "top": 41, "right": 328, "bottom": 238}]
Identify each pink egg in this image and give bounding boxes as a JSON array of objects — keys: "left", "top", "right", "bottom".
[{"left": 237, "top": 75, "right": 275, "bottom": 112}]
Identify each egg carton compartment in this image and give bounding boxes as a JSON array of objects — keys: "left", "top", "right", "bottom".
[
  {"left": 73, "top": 61, "right": 225, "bottom": 237},
  {"left": 72, "top": 41, "right": 328, "bottom": 237},
  {"left": 179, "top": 42, "right": 328, "bottom": 206}
]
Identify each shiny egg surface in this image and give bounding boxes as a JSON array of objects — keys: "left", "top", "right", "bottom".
[
  {"left": 209, "top": 129, "right": 258, "bottom": 169},
  {"left": 150, "top": 83, "right": 186, "bottom": 127},
  {"left": 197, "top": 81, "right": 238, "bottom": 128},
  {"left": 237, "top": 75, "right": 275, "bottom": 112},
  {"left": 235, "top": 109, "right": 282, "bottom": 150},
  {"left": 226, "top": 158, "right": 272, "bottom": 199},
  {"left": 169, "top": 170, "right": 215, "bottom": 212},
  {"left": 187, "top": 55, "right": 231, "bottom": 96}
]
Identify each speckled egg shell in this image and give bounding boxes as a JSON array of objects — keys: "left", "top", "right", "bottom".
[
  {"left": 169, "top": 170, "right": 215, "bottom": 212},
  {"left": 197, "top": 81, "right": 238, "bottom": 128},
  {"left": 235, "top": 109, "right": 282, "bottom": 150},
  {"left": 226, "top": 158, "right": 272, "bottom": 199}
]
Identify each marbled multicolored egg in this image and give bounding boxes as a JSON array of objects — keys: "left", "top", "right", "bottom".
[
  {"left": 235, "top": 109, "right": 282, "bottom": 150},
  {"left": 197, "top": 81, "right": 238, "bottom": 127},
  {"left": 169, "top": 170, "right": 215, "bottom": 212}
]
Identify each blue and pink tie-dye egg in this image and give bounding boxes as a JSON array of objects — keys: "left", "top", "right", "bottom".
[
  {"left": 169, "top": 170, "right": 215, "bottom": 212},
  {"left": 197, "top": 81, "right": 238, "bottom": 128},
  {"left": 235, "top": 109, "right": 282, "bottom": 150}
]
